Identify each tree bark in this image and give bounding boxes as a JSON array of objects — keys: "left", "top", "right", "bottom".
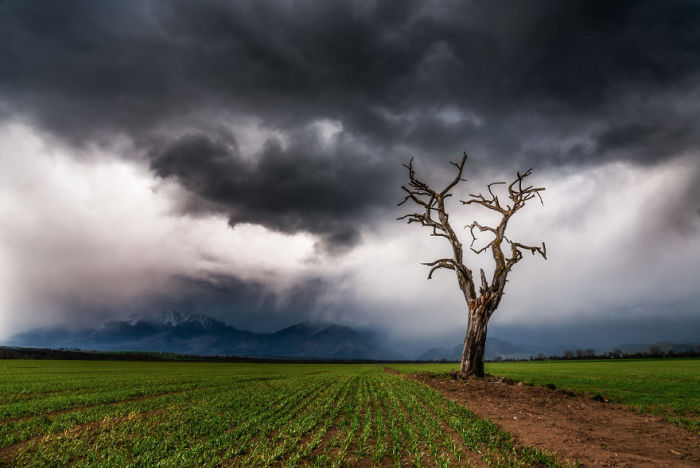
[{"left": 459, "top": 310, "right": 489, "bottom": 378}]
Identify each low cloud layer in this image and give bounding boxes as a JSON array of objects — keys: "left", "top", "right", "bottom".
[{"left": 0, "top": 0, "right": 699, "bottom": 349}]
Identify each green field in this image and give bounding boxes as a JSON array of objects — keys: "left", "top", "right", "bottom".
[
  {"left": 0, "top": 360, "right": 560, "bottom": 467},
  {"left": 389, "top": 358, "right": 700, "bottom": 433},
  {"left": 2, "top": 358, "right": 696, "bottom": 466}
]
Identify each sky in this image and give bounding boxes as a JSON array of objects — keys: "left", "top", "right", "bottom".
[{"left": 1, "top": 0, "right": 699, "bottom": 353}]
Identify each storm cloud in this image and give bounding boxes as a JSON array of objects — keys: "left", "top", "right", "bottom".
[
  {"left": 0, "top": 0, "right": 699, "bottom": 347},
  {"left": 149, "top": 129, "right": 392, "bottom": 251}
]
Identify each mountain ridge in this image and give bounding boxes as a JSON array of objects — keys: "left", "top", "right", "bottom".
[
  {"left": 10, "top": 312, "right": 695, "bottom": 361},
  {"left": 6, "top": 312, "right": 404, "bottom": 360}
]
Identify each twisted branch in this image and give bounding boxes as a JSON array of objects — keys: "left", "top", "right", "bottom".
[
  {"left": 397, "top": 153, "right": 476, "bottom": 302},
  {"left": 398, "top": 152, "right": 546, "bottom": 310}
]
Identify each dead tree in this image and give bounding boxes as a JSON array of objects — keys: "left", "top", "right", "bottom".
[{"left": 398, "top": 152, "right": 546, "bottom": 378}]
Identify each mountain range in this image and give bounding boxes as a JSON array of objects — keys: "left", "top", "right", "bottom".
[
  {"left": 6, "top": 311, "right": 403, "bottom": 360},
  {"left": 7, "top": 311, "right": 696, "bottom": 361}
]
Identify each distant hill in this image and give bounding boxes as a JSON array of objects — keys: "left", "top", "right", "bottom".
[
  {"left": 11, "top": 312, "right": 696, "bottom": 361},
  {"left": 6, "top": 311, "right": 404, "bottom": 360},
  {"left": 418, "top": 337, "right": 567, "bottom": 361},
  {"left": 419, "top": 338, "right": 700, "bottom": 361}
]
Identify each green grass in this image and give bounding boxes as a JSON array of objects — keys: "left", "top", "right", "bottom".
[
  {"left": 388, "top": 358, "right": 700, "bottom": 433},
  {"left": 0, "top": 360, "right": 561, "bottom": 467}
]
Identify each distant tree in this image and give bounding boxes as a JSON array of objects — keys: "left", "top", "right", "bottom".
[
  {"left": 584, "top": 348, "right": 595, "bottom": 358},
  {"left": 398, "top": 153, "right": 546, "bottom": 378},
  {"left": 612, "top": 348, "right": 623, "bottom": 358},
  {"left": 563, "top": 350, "right": 574, "bottom": 359},
  {"left": 494, "top": 355, "right": 503, "bottom": 362},
  {"left": 650, "top": 345, "right": 662, "bottom": 356},
  {"left": 575, "top": 349, "right": 584, "bottom": 358}
]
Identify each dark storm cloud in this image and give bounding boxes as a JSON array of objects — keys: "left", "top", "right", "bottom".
[
  {"left": 1, "top": 0, "right": 700, "bottom": 241},
  {"left": 150, "top": 131, "right": 391, "bottom": 250},
  {"left": 595, "top": 119, "right": 699, "bottom": 164}
]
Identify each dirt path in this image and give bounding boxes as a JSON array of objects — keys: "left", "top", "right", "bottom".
[{"left": 409, "top": 372, "right": 700, "bottom": 467}]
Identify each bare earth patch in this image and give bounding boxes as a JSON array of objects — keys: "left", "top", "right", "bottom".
[{"left": 410, "top": 372, "right": 700, "bottom": 467}]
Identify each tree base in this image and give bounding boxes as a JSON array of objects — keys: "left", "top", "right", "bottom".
[
  {"left": 458, "top": 370, "right": 484, "bottom": 379},
  {"left": 450, "top": 369, "right": 485, "bottom": 380}
]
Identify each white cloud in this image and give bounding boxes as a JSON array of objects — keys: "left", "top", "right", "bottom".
[
  {"left": 0, "top": 123, "right": 317, "bottom": 338},
  {"left": 308, "top": 119, "right": 343, "bottom": 145}
]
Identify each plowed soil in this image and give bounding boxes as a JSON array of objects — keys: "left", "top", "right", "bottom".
[{"left": 410, "top": 372, "right": 700, "bottom": 467}]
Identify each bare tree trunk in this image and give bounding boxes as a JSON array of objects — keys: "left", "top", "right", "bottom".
[{"left": 459, "top": 310, "right": 488, "bottom": 378}]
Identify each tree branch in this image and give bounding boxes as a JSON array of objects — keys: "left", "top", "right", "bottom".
[
  {"left": 466, "top": 221, "right": 496, "bottom": 254},
  {"left": 504, "top": 239, "right": 547, "bottom": 272},
  {"left": 398, "top": 153, "right": 475, "bottom": 300},
  {"left": 441, "top": 152, "right": 468, "bottom": 196},
  {"left": 422, "top": 259, "right": 458, "bottom": 279}
]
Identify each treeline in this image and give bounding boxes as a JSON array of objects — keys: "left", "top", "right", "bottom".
[
  {"left": 0, "top": 346, "right": 386, "bottom": 363},
  {"left": 0, "top": 346, "right": 429, "bottom": 364},
  {"left": 0, "top": 346, "right": 278, "bottom": 362},
  {"left": 490, "top": 345, "right": 700, "bottom": 362},
  {"left": 3, "top": 345, "right": 698, "bottom": 364}
]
